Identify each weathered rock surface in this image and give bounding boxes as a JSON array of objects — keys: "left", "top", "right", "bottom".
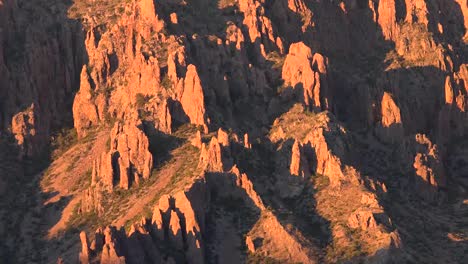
[
  {"left": 11, "top": 104, "right": 42, "bottom": 158},
  {"left": 282, "top": 42, "right": 330, "bottom": 110},
  {"left": 4, "top": 0, "right": 468, "bottom": 263},
  {"left": 91, "top": 118, "right": 153, "bottom": 190},
  {"left": 180, "top": 65, "right": 207, "bottom": 130},
  {"left": 73, "top": 66, "right": 100, "bottom": 138},
  {"left": 290, "top": 139, "right": 310, "bottom": 178},
  {"left": 376, "top": 92, "right": 404, "bottom": 143},
  {"left": 199, "top": 137, "right": 224, "bottom": 172},
  {"left": 413, "top": 134, "right": 446, "bottom": 201}
]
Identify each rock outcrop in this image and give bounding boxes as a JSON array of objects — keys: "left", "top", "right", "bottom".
[
  {"left": 290, "top": 139, "right": 310, "bottom": 178},
  {"left": 79, "top": 178, "right": 208, "bottom": 264},
  {"left": 303, "top": 113, "right": 352, "bottom": 187},
  {"left": 11, "top": 104, "right": 42, "bottom": 158},
  {"left": 180, "top": 65, "right": 208, "bottom": 130},
  {"left": 282, "top": 42, "right": 330, "bottom": 110},
  {"left": 73, "top": 66, "right": 100, "bottom": 138},
  {"left": 199, "top": 137, "right": 224, "bottom": 172},
  {"left": 413, "top": 134, "right": 446, "bottom": 201},
  {"left": 238, "top": 0, "right": 284, "bottom": 57},
  {"left": 4, "top": 0, "right": 468, "bottom": 263},
  {"left": 92, "top": 118, "right": 153, "bottom": 190},
  {"left": 376, "top": 92, "right": 404, "bottom": 143}
]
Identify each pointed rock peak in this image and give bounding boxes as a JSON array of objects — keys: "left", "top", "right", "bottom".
[
  {"left": 199, "top": 137, "right": 224, "bottom": 172},
  {"left": 73, "top": 66, "right": 99, "bottom": 139},
  {"left": 191, "top": 130, "right": 203, "bottom": 149},
  {"left": 217, "top": 128, "right": 230, "bottom": 147},
  {"left": 445, "top": 76, "right": 454, "bottom": 105},
  {"left": 181, "top": 64, "right": 207, "bottom": 128},
  {"left": 282, "top": 42, "right": 330, "bottom": 109},
  {"left": 381, "top": 92, "right": 402, "bottom": 128},
  {"left": 244, "top": 133, "right": 252, "bottom": 149},
  {"left": 290, "top": 139, "right": 302, "bottom": 177}
]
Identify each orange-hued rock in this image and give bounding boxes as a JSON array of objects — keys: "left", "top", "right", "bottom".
[
  {"left": 282, "top": 42, "right": 329, "bottom": 110},
  {"left": 405, "top": 0, "right": 430, "bottom": 26},
  {"left": 146, "top": 180, "right": 206, "bottom": 263},
  {"left": 238, "top": 0, "right": 283, "bottom": 54},
  {"left": 245, "top": 235, "right": 256, "bottom": 253},
  {"left": 172, "top": 191, "right": 205, "bottom": 263},
  {"left": 217, "top": 128, "right": 230, "bottom": 147},
  {"left": 447, "top": 65, "right": 468, "bottom": 112},
  {"left": 179, "top": 64, "right": 208, "bottom": 129},
  {"left": 290, "top": 140, "right": 301, "bottom": 176},
  {"left": 6, "top": 0, "right": 468, "bottom": 262},
  {"left": 413, "top": 134, "right": 446, "bottom": 201},
  {"left": 455, "top": 0, "right": 468, "bottom": 39},
  {"left": 146, "top": 98, "right": 172, "bottom": 134},
  {"left": 290, "top": 139, "right": 309, "bottom": 178},
  {"left": 170, "top": 13, "right": 178, "bottom": 24},
  {"left": 445, "top": 76, "right": 455, "bottom": 105},
  {"left": 138, "top": 0, "right": 165, "bottom": 33},
  {"left": 111, "top": 119, "right": 153, "bottom": 187},
  {"left": 92, "top": 152, "right": 115, "bottom": 190},
  {"left": 151, "top": 208, "right": 164, "bottom": 240},
  {"left": 79, "top": 232, "right": 90, "bottom": 264},
  {"left": 381, "top": 92, "right": 402, "bottom": 128},
  {"left": 79, "top": 223, "right": 167, "bottom": 264},
  {"left": 199, "top": 137, "right": 224, "bottom": 172},
  {"left": 270, "top": 106, "right": 354, "bottom": 187},
  {"left": 100, "top": 227, "right": 126, "bottom": 264},
  {"left": 246, "top": 211, "right": 315, "bottom": 263},
  {"left": 80, "top": 185, "right": 105, "bottom": 216},
  {"left": 348, "top": 209, "right": 380, "bottom": 231},
  {"left": 243, "top": 133, "right": 252, "bottom": 149},
  {"left": 91, "top": 118, "right": 153, "bottom": 190},
  {"left": 11, "top": 103, "right": 39, "bottom": 158},
  {"left": 191, "top": 130, "right": 203, "bottom": 149},
  {"left": 377, "top": 0, "right": 399, "bottom": 40},
  {"left": 167, "top": 44, "right": 187, "bottom": 86},
  {"left": 73, "top": 66, "right": 99, "bottom": 138},
  {"left": 303, "top": 114, "right": 348, "bottom": 187},
  {"left": 231, "top": 166, "right": 265, "bottom": 210},
  {"left": 376, "top": 92, "right": 404, "bottom": 143},
  {"left": 168, "top": 210, "right": 184, "bottom": 250}
]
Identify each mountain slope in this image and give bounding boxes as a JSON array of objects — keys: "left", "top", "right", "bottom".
[{"left": 0, "top": 0, "right": 468, "bottom": 263}]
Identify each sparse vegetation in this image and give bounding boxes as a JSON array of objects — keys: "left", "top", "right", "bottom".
[
  {"left": 65, "top": 202, "right": 99, "bottom": 234},
  {"left": 246, "top": 253, "right": 282, "bottom": 264},
  {"left": 161, "top": 74, "right": 172, "bottom": 90},
  {"left": 135, "top": 93, "right": 149, "bottom": 109},
  {"left": 51, "top": 128, "right": 78, "bottom": 159},
  {"left": 266, "top": 51, "right": 285, "bottom": 70},
  {"left": 313, "top": 174, "right": 330, "bottom": 191},
  {"left": 68, "top": 0, "right": 131, "bottom": 27},
  {"left": 269, "top": 103, "right": 320, "bottom": 142}
]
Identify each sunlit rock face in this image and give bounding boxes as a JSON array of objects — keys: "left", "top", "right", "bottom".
[{"left": 1, "top": 0, "right": 468, "bottom": 263}]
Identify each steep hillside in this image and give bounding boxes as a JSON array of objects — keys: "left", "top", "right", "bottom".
[{"left": 0, "top": 0, "right": 468, "bottom": 263}]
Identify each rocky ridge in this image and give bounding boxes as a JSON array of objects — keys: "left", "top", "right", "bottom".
[{"left": 1, "top": 0, "right": 468, "bottom": 263}]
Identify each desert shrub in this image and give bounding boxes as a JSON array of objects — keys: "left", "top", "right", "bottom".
[
  {"left": 161, "top": 74, "right": 172, "bottom": 90},
  {"left": 135, "top": 93, "right": 148, "bottom": 108},
  {"left": 266, "top": 51, "right": 286, "bottom": 70},
  {"left": 51, "top": 128, "right": 78, "bottom": 159}
]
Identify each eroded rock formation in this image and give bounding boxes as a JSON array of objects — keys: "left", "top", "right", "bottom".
[
  {"left": 3, "top": 0, "right": 468, "bottom": 263},
  {"left": 282, "top": 42, "right": 330, "bottom": 110},
  {"left": 92, "top": 118, "right": 153, "bottom": 190}
]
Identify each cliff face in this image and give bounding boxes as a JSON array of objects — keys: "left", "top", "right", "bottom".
[
  {"left": 0, "top": 0, "right": 85, "bottom": 157},
  {"left": 1, "top": 0, "right": 468, "bottom": 263}
]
